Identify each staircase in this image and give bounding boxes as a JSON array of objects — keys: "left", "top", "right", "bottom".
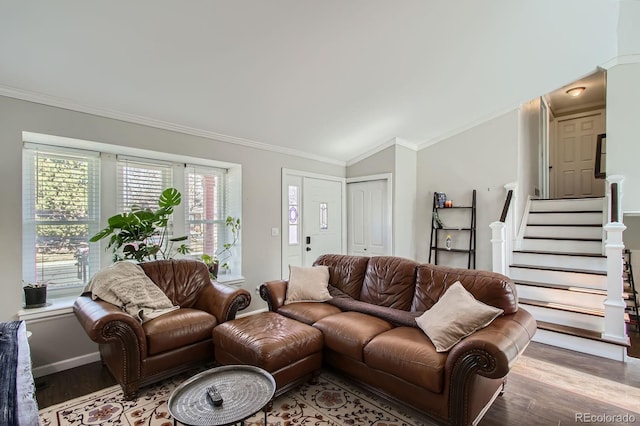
[{"left": 510, "top": 197, "right": 630, "bottom": 361}]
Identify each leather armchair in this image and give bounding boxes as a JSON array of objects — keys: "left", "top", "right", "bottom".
[{"left": 74, "top": 259, "right": 251, "bottom": 399}]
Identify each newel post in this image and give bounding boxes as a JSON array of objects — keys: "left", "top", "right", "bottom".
[
  {"left": 490, "top": 221, "right": 506, "bottom": 275},
  {"left": 602, "top": 175, "right": 628, "bottom": 346}
]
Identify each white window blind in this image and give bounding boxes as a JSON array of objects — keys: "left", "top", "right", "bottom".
[
  {"left": 117, "top": 157, "right": 173, "bottom": 212},
  {"left": 185, "top": 165, "right": 227, "bottom": 256},
  {"left": 22, "top": 144, "right": 100, "bottom": 294}
]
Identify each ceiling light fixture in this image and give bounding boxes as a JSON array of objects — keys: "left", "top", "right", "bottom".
[{"left": 566, "top": 86, "right": 586, "bottom": 97}]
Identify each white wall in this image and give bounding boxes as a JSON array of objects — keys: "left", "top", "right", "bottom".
[
  {"left": 518, "top": 99, "right": 542, "bottom": 221},
  {"left": 606, "top": 63, "right": 640, "bottom": 214},
  {"left": 346, "top": 145, "right": 395, "bottom": 178},
  {"left": 394, "top": 145, "right": 417, "bottom": 259},
  {"left": 0, "top": 95, "right": 344, "bottom": 369},
  {"left": 416, "top": 110, "right": 519, "bottom": 270}
]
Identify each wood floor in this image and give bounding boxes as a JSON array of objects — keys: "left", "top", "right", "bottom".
[{"left": 35, "top": 340, "right": 640, "bottom": 425}]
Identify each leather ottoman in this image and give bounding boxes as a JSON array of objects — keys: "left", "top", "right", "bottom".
[{"left": 213, "top": 311, "right": 323, "bottom": 396}]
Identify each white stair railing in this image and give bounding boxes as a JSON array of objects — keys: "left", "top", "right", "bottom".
[
  {"left": 490, "top": 183, "right": 516, "bottom": 275},
  {"left": 602, "top": 175, "right": 629, "bottom": 347}
]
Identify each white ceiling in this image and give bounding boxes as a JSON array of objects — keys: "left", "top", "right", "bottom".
[{"left": 0, "top": 1, "right": 621, "bottom": 164}]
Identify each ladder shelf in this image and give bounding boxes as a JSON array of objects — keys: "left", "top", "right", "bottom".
[{"left": 428, "top": 189, "right": 476, "bottom": 269}]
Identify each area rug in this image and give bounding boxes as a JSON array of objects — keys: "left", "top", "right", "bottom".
[{"left": 39, "top": 369, "right": 434, "bottom": 425}]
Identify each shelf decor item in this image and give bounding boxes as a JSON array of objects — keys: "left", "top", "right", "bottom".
[{"left": 435, "top": 192, "right": 447, "bottom": 209}]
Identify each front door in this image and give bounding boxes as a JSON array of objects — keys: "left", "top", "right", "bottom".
[
  {"left": 282, "top": 171, "right": 344, "bottom": 278},
  {"left": 552, "top": 112, "right": 605, "bottom": 198}
]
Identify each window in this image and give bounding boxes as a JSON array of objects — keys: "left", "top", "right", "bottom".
[
  {"left": 117, "top": 157, "right": 173, "bottom": 212},
  {"left": 22, "top": 136, "right": 242, "bottom": 300},
  {"left": 22, "top": 145, "right": 100, "bottom": 295},
  {"left": 185, "top": 165, "right": 226, "bottom": 256}
]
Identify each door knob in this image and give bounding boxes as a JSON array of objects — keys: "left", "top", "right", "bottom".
[{"left": 306, "top": 247, "right": 312, "bottom": 252}]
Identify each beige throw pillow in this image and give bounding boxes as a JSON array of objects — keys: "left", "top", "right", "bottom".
[
  {"left": 284, "top": 265, "right": 332, "bottom": 304},
  {"left": 415, "top": 281, "right": 503, "bottom": 352}
]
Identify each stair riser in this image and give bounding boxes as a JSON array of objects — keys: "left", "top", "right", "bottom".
[
  {"left": 524, "top": 226, "right": 602, "bottom": 239},
  {"left": 532, "top": 329, "right": 626, "bottom": 361},
  {"left": 510, "top": 267, "right": 606, "bottom": 289},
  {"left": 520, "top": 238, "right": 602, "bottom": 254},
  {"left": 521, "top": 304, "right": 603, "bottom": 331},
  {"left": 516, "top": 285, "right": 605, "bottom": 310},
  {"left": 527, "top": 212, "right": 603, "bottom": 225},
  {"left": 529, "top": 198, "right": 604, "bottom": 212},
  {"left": 512, "top": 252, "right": 606, "bottom": 272}
]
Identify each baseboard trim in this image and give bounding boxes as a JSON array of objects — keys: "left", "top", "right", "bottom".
[
  {"left": 533, "top": 329, "right": 627, "bottom": 362},
  {"left": 32, "top": 352, "right": 101, "bottom": 378},
  {"left": 32, "top": 308, "right": 270, "bottom": 378},
  {"left": 237, "top": 307, "right": 268, "bottom": 318}
]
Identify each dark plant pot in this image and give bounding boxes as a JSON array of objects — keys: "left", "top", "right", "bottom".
[
  {"left": 208, "top": 263, "right": 219, "bottom": 280},
  {"left": 24, "top": 286, "right": 47, "bottom": 308}
]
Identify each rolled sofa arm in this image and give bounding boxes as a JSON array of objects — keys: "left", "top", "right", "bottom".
[
  {"left": 259, "top": 280, "right": 288, "bottom": 311},
  {"left": 194, "top": 282, "right": 251, "bottom": 322},
  {"left": 446, "top": 308, "right": 537, "bottom": 380},
  {"left": 73, "top": 294, "right": 147, "bottom": 352},
  {"left": 445, "top": 308, "right": 537, "bottom": 425}
]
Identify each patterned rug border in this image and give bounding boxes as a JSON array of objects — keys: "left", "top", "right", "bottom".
[{"left": 39, "top": 368, "right": 435, "bottom": 426}]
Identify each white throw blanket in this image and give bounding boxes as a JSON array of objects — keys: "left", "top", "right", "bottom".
[{"left": 84, "top": 262, "right": 179, "bottom": 323}]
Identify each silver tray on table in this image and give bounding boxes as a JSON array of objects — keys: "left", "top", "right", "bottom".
[{"left": 167, "top": 365, "right": 276, "bottom": 426}]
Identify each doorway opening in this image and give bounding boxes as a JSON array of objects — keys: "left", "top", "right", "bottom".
[{"left": 542, "top": 69, "right": 607, "bottom": 199}]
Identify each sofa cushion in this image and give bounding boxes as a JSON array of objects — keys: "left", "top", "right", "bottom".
[
  {"left": 327, "top": 285, "right": 422, "bottom": 327},
  {"left": 140, "top": 259, "right": 212, "bottom": 308},
  {"left": 415, "top": 282, "right": 503, "bottom": 352},
  {"left": 277, "top": 302, "right": 342, "bottom": 325},
  {"left": 314, "top": 254, "right": 369, "bottom": 299},
  {"left": 314, "top": 312, "right": 393, "bottom": 361},
  {"left": 285, "top": 265, "right": 332, "bottom": 304},
  {"left": 412, "top": 264, "right": 518, "bottom": 314},
  {"left": 360, "top": 256, "right": 418, "bottom": 310},
  {"left": 142, "top": 308, "right": 218, "bottom": 355},
  {"left": 364, "top": 327, "right": 447, "bottom": 394}
]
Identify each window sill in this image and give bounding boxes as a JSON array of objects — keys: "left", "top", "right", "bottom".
[
  {"left": 216, "top": 274, "right": 245, "bottom": 287},
  {"left": 17, "top": 296, "right": 78, "bottom": 321},
  {"left": 16, "top": 276, "right": 246, "bottom": 321}
]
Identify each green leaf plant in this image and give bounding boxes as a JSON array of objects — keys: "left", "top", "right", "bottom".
[
  {"left": 90, "top": 187, "right": 191, "bottom": 262},
  {"left": 198, "top": 216, "right": 240, "bottom": 279}
]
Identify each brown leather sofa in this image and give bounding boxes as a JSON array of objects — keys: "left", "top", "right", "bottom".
[
  {"left": 260, "top": 255, "right": 537, "bottom": 426},
  {"left": 74, "top": 259, "right": 251, "bottom": 399}
]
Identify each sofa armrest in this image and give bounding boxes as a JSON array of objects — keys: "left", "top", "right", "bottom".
[
  {"left": 73, "top": 294, "right": 147, "bottom": 354},
  {"left": 445, "top": 308, "right": 537, "bottom": 380},
  {"left": 259, "top": 280, "right": 288, "bottom": 311},
  {"left": 444, "top": 308, "right": 536, "bottom": 426},
  {"left": 193, "top": 282, "right": 251, "bottom": 322}
]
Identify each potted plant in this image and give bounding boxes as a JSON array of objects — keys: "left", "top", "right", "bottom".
[
  {"left": 199, "top": 253, "right": 219, "bottom": 280},
  {"left": 90, "top": 187, "right": 190, "bottom": 262},
  {"left": 23, "top": 281, "right": 48, "bottom": 308},
  {"left": 199, "top": 216, "right": 240, "bottom": 279}
]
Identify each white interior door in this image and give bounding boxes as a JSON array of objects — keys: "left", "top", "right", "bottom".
[
  {"left": 282, "top": 171, "right": 344, "bottom": 277},
  {"left": 347, "top": 179, "right": 390, "bottom": 256},
  {"left": 553, "top": 112, "right": 605, "bottom": 198}
]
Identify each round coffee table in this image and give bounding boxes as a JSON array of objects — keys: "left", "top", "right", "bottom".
[{"left": 167, "top": 365, "right": 276, "bottom": 426}]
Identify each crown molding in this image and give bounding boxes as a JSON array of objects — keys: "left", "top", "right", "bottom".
[
  {"left": 600, "top": 54, "right": 640, "bottom": 69},
  {"left": 0, "top": 85, "right": 346, "bottom": 167},
  {"left": 346, "top": 137, "right": 418, "bottom": 167},
  {"left": 417, "top": 105, "right": 518, "bottom": 151}
]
